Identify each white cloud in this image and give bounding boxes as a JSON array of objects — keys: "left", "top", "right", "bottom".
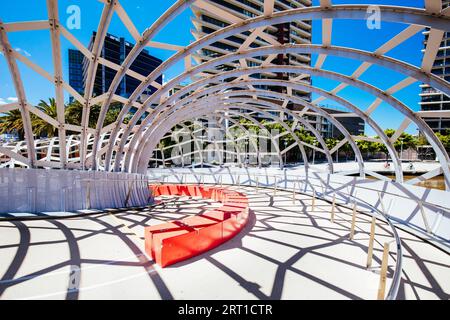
[
  {"left": 15, "top": 48, "right": 31, "bottom": 57},
  {"left": 0, "top": 97, "right": 18, "bottom": 105}
]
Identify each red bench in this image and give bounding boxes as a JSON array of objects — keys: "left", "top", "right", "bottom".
[{"left": 145, "top": 184, "right": 249, "bottom": 267}]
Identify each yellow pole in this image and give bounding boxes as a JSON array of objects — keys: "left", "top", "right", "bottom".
[
  {"left": 331, "top": 193, "right": 336, "bottom": 223},
  {"left": 349, "top": 201, "right": 357, "bottom": 240},
  {"left": 366, "top": 216, "right": 376, "bottom": 268},
  {"left": 377, "top": 242, "right": 390, "bottom": 300}
]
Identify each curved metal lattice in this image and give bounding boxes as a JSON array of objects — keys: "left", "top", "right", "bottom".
[{"left": 0, "top": 0, "right": 449, "bottom": 190}]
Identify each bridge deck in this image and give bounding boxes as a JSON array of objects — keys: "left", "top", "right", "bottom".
[{"left": 0, "top": 186, "right": 448, "bottom": 300}]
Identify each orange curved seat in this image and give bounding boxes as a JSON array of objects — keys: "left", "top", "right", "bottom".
[{"left": 145, "top": 184, "right": 249, "bottom": 267}]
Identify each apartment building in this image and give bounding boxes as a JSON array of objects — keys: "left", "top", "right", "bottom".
[{"left": 419, "top": 0, "right": 450, "bottom": 134}]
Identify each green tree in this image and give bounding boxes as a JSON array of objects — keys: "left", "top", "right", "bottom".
[
  {"left": 394, "top": 132, "right": 418, "bottom": 153},
  {"left": 0, "top": 109, "right": 26, "bottom": 140},
  {"left": 325, "top": 138, "right": 338, "bottom": 151},
  {"left": 436, "top": 131, "right": 450, "bottom": 150},
  {"left": 341, "top": 142, "right": 353, "bottom": 161},
  {"left": 65, "top": 100, "right": 125, "bottom": 129},
  {"left": 32, "top": 98, "right": 58, "bottom": 138},
  {"left": 373, "top": 129, "right": 418, "bottom": 159}
]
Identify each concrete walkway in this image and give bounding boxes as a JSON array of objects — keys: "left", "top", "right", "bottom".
[{"left": 0, "top": 186, "right": 448, "bottom": 300}]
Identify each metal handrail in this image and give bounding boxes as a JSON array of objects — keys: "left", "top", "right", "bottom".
[
  {"left": 151, "top": 170, "right": 404, "bottom": 300},
  {"left": 150, "top": 169, "right": 449, "bottom": 214}
]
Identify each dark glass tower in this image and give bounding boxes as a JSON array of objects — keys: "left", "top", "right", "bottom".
[
  {"left": 68, "top": 49, "right": 85, "bottom": 100},
  {"left": 68, "top": 32, "right": 163, "bottom": 101}
]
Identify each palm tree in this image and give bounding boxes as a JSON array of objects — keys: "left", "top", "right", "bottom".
[
  {"left": 0, "top": 109, "right": 26, "bottom": 140},
  {"left": 32, "top": 98, "right": 58, "bottom": 138},
  {"left": 66, "top": 100, "right": 125, "bottom": 129},
  {"left": 65, "top": 100, "right": 83, "bottom": 127},
  {"left": 1, "top": 97, "right": 129, "bottom": 140}
]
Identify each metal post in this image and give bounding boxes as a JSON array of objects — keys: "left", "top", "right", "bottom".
[
  {"left": 418, "top": 202, "right": 432, "bottom": 234},
  {"left": 237, "top": 174, "right": 240, "bottom": 187},
  {"left": 331, "top": 193, "right": 336, "bottom": 222},
  {"left": 124, "top": 180, "right": 134, "bottom": 207},
  {"left": 366, "top": 216, "right": 376, "bottom": 268},
  {"left": 377, "top": 242, "right": 391, "bottom": 300},
  {"left": 273, "top": 176, "right": 277, "bottom": 196},
  {"left": 349, "top": 201, "right": 357, "bottom": 240},
  {"left": 378, "top": 192, "right": 386, "bottom": 215},
  {"left": 311, "top": 189, "right": 316, "bottom": 211},
  {"left": 28, "top": 187, "right": 36, "bottom": 214},
  {"left": 292, "top": 181, "right": 296, "bottom": 204},
  {"left": 220, "top": 175, "right": 223, "bottom": 187},
  {"left": 256, "top": 176, "right": 259, "bottom": 191},
  {"left": 61, "top": 187, "right": 67, "bottom": 213},
  {"left": 86, "top": 180, "right": 91, "bottom": 210},
  {"left": 400, "top": 139, "right": 403, "bottom": 162}
]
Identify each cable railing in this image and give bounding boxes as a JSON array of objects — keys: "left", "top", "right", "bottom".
[
  {"left": 150, "top": 168, "right": 450, "bottom": 233},
  {"left": 149, "top": 170, "right": 404, "bottom": 300}
]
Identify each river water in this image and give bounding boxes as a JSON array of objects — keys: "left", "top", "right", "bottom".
[{"left": 366, "top": 174, "right": 445, "bottom": 191}]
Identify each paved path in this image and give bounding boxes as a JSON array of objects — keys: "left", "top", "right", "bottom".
[{"left": 0, "top": 186, "right": 448, "bottom": 300}]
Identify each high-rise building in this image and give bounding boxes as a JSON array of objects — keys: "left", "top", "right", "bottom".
[
  {"left": 419, "top": 0, "right": 450, "bottom": 134},
  {"left": 68, "top": 32, "right": 163, "bottom": 101},
  {"left": 190, "top": 0, "right": 364, "bottom": 141},
  {"left": 191, "top": 0, "right": 312, "bottom": 101},
  {"left": 68, "top": 49, "right": 85, "bottom": 99}
]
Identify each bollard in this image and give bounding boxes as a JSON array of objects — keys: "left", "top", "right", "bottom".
[
  {"left": 237, "top": 175, "right": 240, "bottom": 187},
  {"left": 349, "top": 201, "right": 357, "bottom": 240},
  {"left": 220, "top": 175, "right": 223, "bottom": 187},
  {"left": 330, "top": 193, "right": 336, "bottom": 223},
  {"left": 256, "top": 176, "right": 259, "bottom": 191},
  {"left": 366, "top": 216, "right": 376, "bottom": 268},
  {"left": 377, "top": 242, "right": 391, "bottom": 300}
]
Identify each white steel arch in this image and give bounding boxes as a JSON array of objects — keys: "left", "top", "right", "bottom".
[{"left": 0, "top": 1, "right": 449, "bottom": 190}]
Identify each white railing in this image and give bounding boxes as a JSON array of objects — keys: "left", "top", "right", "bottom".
[
  {"left": 148, "top": 167, "right": 450, "bottom": 251},
  {"left": 148, "top": 168, "right": 408, "bottom": 300},
  {"left": 0, "top": 168, "right": 153, "bottom": 214}
]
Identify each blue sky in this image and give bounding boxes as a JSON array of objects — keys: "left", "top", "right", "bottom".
[{"left": 0, "top": 0, "right": 428, "bottom": 136}]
